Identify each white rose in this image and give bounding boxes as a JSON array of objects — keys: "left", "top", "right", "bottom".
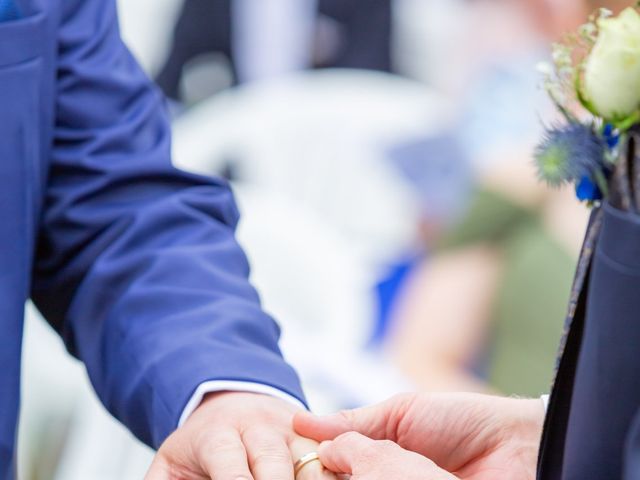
[{"left": 583, "top": 7, "right": 640, "bottom": 121}]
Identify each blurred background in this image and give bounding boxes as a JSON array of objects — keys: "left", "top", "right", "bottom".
[{"left": 19, "top": 0, "right": 628, "bottom": 477}]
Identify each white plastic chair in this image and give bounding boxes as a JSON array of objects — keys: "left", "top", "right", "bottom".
[{"left": 172, "top": 69, "right": 454, "bottom": 268}]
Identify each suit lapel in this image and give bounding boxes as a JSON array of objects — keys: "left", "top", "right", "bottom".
[
  {"left": 536, "top": 207, "right": 602, "bottom": 480},
  {"left": 537, "top": 115, "right": 640, "bottom": 480},
  {"left": 552, "top": 208, "right": 603, "bottom": 378}
]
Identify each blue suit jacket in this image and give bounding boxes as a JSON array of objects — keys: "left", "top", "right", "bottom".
[
  {"left": 538, "top": 203, "right": 640, "bottom": 480},
  {"left": 0, "top": 1, "right": 305, "bottom": 477}
]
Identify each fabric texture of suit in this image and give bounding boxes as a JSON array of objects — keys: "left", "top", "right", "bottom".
[
  {"left": 538, "top": 134, "right": 640, "bottom": 479},
  {"left": 0, "top": 0, "right": 20, "bottom": 21},
  {"left": 0, "top": 1, "right": 305, "bottom": 477}
]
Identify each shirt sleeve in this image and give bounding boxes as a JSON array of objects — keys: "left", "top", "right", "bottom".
[
  {"left": 179, "top": 381, "right": 308, "bottom": 427},
  {"left": 541, "top": 394, "right": 550, "bottom": 413},
  {"left": 31, "top": 0, "right": 305, "bottom": 448}
]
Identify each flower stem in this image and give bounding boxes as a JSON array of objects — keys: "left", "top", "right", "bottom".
[
  {"left": 594, "top": 168, "right": 609, "bottom": 198},
  {"left": 615, "top": 111, "right": 640, "bottom": 132}
]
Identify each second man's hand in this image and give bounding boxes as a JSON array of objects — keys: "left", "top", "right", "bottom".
[
  {"left": 318, "top": 431, "right": 458, "bottom": 480},
  {"left": 295, "top": 392, "right": 544, "bottom": 480}
]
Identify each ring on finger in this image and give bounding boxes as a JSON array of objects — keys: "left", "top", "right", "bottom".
[{"left": 294, "top": 452, "right": 322, "bottom": 477}]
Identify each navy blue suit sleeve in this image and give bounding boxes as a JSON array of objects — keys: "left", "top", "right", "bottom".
[{"left": 30, "top": 0, "right": 305, "bottom": 448}]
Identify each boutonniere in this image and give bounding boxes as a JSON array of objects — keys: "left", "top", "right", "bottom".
[{"left": 534, "top": 3, "right": 640, "bottom": 204}]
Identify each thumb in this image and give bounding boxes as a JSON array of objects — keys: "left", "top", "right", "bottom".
[
  {"left": 294, "top": 395, "right": 409, "bottom": 442},
  {"left": 144, "top": 457, "right": 172, "bottom": 480}
]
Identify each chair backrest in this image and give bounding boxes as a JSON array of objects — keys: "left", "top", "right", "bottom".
[{"left": 172, "top": 69, "right": 454, "bottom": 268}]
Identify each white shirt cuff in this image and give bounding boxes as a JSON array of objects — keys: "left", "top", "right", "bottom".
[
  {"left": 541, "top": 394, "right": 550, "bottom": 413},
  {"left": 178, "top": 380, "right": 308, "bottom": 427}
]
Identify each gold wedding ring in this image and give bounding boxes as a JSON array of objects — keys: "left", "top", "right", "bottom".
[{"left": 294, "top": 452, "right": 322, "bottom": 477}]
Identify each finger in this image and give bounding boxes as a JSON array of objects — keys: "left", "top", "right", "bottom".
[
  {"left": 243, "top": 427, "right": 294, "bottom": 480},
  {"left": 320, "top": 433, "right": 453, "bottom": 480},
  {"left": 144, "top": 457, "right": 171, "bottom": 480},
  {"left": 197, "top": 429, "right": 254, "bottom": 480},
  {"left": 294, "top": 395, "right": 408, "bottom": 442},
  {"left": 289, "top": 435, "right": 338, "bottom": 480},
  {"left": 317, "top": 432, "right": 383, "bottom": 475}
]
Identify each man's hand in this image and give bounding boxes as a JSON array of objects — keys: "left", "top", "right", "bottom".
[
  {"left": 294, "top": 393, "right": 544, "bottom": 480},
  {"left": 318, "top": 431, "right": 457, "bottom": 480},
  {"left": 146, "top": 392, "right": 337, "bottom": 480}
]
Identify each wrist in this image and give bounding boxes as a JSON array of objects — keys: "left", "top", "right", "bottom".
[
  {"left": 180, "top": 381, "right": 307, "bottom": 427},
  {"left": 183, "top": 391, "right": 302, "bottom": 435},
  {"left": 196, "top": 391, "right": 301, "bottom": 418},
  {"left": 201, "top": 390, "right": 300, "bottom": 410}
]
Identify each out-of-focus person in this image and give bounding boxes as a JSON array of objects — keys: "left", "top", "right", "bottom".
[
  {"left": 155, "top": 0, "right": 393, "bottom": 105},
  {"left": 380, "top": 0, "right": 601, "bottom": 397}
]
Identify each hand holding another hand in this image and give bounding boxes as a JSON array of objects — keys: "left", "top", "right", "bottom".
[{"left": 295, "top": 393, "right": 544, "bottom": 480}]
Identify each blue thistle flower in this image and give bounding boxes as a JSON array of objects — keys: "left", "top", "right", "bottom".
[
  {"left": 534, "top": 123, "right": 605, "bottom": 187},
  {"left": 603, "top": 124, "right": 620, "bottom": 149},
  {"left": 575, "top": 175, "right": 603, "bottom": 202}
]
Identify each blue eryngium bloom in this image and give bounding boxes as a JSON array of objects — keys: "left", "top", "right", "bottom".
[
  {"left": 576, "top": 175, "right": 603, "bottom": 201},
  {"left": 603, "top": 124, "right": 620, "bottom": 149},
  {"left": 534, "top": 123, "right": 605, "bottom": 187}
]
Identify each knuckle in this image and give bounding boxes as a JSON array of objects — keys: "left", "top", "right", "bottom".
[
  {"left": 362, "top": 441, "right": 383, "bottom": 458},
  {"left": 377, "top": 439, "right": 398, "bottom": 452},
  {"left": 359, "top": 440, "right": 395, "bottom": 464},
  {"left": 252, "top": 445, "right": 290, "bottom": 464},
  {"left": 336, "top": 431, "right": 361, "bottom": 444},
  {"left": 244, "top": 424, "right": 286, "bottom": 442},
  {"left": 390, "top": 392, "right": 412, "bottom": 405},
  {"left": 337, "top": 408, "right": 356, "bottom": 425},
  {"left": 389, "top": 393, "right": 418, "bottom": 415},
  {"left": 199, "top": 431, "right": 239, "bottom": 455}
]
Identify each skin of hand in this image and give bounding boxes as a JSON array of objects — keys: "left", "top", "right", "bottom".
[
  {"left": 318, "top": 431, "right": 457, "bottom": 480},
  {"left": 294, "top": 392, "right": 545, "bottom": 480},
  {"left": 146, "top": 392, "right": 338, "bottom": 480}
]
